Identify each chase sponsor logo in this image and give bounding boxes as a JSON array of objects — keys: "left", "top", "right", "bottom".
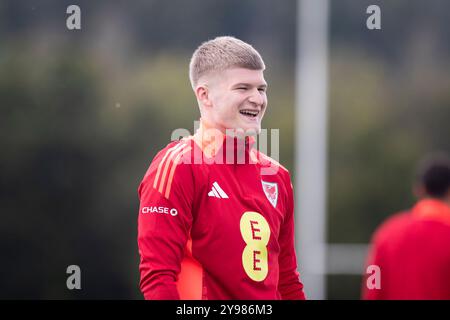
[{"left": 141, "top": 206, "right": 178, "bottom": 216}]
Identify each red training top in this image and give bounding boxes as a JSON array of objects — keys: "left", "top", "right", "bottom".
[
  {"left": 137, "top": 120, "right": 306, "bottom": 300},
  {"left": 363, "top": 198, "right": 450, "bottom": 299}
]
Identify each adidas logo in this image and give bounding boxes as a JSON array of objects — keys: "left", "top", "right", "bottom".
[{"left": 208, "top": 182, "right": 229, "bottom": 199}]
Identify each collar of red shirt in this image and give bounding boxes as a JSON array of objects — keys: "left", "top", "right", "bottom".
[
  {"left": 192, "top": 118, "right": 257, "bottom": 161},
  {"left": 411, "top": 198, "right": 450, "bottom": 225}
]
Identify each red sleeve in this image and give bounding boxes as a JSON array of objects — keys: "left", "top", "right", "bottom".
[
  {"left": 361, "top": 213, "right": 407, "bottom": 300},
  {"left": 277, "top": 172, "right": 306, "bottom": 300},
  {"left": 361, "top": 241, "right": 382, "bottom": 300},
  {"left": 362, "top": 219, "right": 393, "bottom": 300},
  {"left": 137, "top": 143, "right": 194, "bottom": 300}
]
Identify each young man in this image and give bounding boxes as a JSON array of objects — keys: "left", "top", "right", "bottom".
[
  {"left": 363, "top": 154, "right": 450, "bottom": 299},
  {"left": 137, "top": 36, "right": 306, "bottom": 300}
]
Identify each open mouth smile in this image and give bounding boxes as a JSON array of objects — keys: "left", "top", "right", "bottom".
[{"left": 239, "top": 109, "right": 259, "bottom": 118}]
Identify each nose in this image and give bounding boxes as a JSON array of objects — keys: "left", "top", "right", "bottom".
[{"left": 248, "top": 88, "right": 265, "bottom": 107}]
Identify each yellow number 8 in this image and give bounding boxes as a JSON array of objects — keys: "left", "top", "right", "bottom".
[{"left": 240, "top": 211, "right": 270, "bottom": 282}]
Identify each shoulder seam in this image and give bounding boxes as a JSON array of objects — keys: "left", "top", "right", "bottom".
[{"left": 256, "top": 150, "right": 288, "bottom": 172}]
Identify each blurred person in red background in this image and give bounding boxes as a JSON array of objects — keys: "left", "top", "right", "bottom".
[{"left": 363, "top": 153, "right": 450, "bottom": 300}]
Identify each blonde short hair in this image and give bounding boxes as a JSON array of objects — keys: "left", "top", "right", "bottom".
[{"left": 189, "top": 36, "right": 265, "bottom": 89}]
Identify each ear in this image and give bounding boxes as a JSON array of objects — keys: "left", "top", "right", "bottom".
[{"left": 195, "top": 85, "right": 213, "bottom": 108}]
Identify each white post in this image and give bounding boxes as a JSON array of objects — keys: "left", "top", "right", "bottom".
[{"left": 295, "top": 0, "right": 329, "bottom": 300}]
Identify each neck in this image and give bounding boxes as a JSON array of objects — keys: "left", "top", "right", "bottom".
[{"left": 193, "top": 118, "right": 256, "bottom": 159}]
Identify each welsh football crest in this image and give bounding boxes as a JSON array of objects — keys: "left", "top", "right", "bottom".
[{"left": 261, "top": 181, "right": 278, "bottom": 208}]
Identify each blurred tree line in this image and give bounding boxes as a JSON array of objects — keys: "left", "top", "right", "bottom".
[{"left": 0, "top": 0, "right": 449, "bottom": 298}]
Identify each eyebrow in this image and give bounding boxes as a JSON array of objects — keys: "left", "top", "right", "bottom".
[{"left": 232, "top": 83, "right": 268, "bottom": 88}]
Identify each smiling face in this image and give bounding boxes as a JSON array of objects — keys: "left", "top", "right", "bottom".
[{"left": 196, "top": 68, "right": 268, "bottom": 135}]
